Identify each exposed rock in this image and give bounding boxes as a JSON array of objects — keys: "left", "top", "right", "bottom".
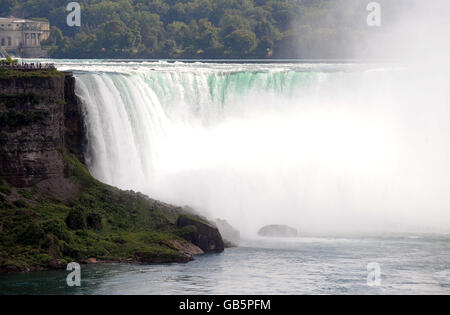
[
  {"left": 1, "top": 264, "right": 21, "bottom": 273},
  {"left": 47, "top": 260, "right": 66, "bottom": 269},
  {"left": 63, "top": 73, "right": 85, "bottom": 162},
  {"left": 0, "top": 75, "right": 65, "bottom": 187},
  {"left": 215, "top": 218, "right": 240, "bottom": 247},
  {"left": 167, "top": 239, "right": 204, "bottom": 256},
  {"left": 0, "top": 70, "right": 225, "bottom": 272},
  {"left": 0, "top": 72, "right": 79, "bottom": 201},
  {"left": 257, "top": 224, "right": 298, "bottom": 237},
  {"left": 177, "top": 214, "right": 224, "bottom": 252},
  {"left": 80, "top": 258, "right": 99, "bottom": 264},
  {"left": 133, "top": 251, "right": 193, "bottom": 264}
]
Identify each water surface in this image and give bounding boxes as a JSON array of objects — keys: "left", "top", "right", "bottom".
[{"left": 1, "top": 235, "right": 449, "bottom": 295}]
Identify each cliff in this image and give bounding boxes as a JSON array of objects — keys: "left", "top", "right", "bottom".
[
  {"left": 0, "top": 73, "right": 66, "bottom": 187},
  {"left": 0, "top": 69, "right": 223, "bottom": 272}
]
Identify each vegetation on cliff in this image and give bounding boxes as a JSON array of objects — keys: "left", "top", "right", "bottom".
[
  {"left": 0, "top": 70, "right": 223, "bottom": 272},
  {"left": 0, "top": 69, "right": 64, "bottom": 79},
  {"left": 0, "top": 149, "right": 205, "bottom": 271},
  {"left": 0, "top": 57, "right": 18, "bottom": 66}
]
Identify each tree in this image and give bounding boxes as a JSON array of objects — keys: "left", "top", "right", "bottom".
[
  {"left": 0, "top": 0, "right": 17, "bottom": 16},
  {"left": 5, "top": 0, "right": 391, "bottom": 59},
  {"left": 43, "top": 26, "right": 64, "bottom": 46},
  {"left": 0, "top": 56, "right": 19, "bottom": 65},
  {"left": 224, "top": 29, "right": 258, "bottom": 57},
  {"left": 96, "top": 20, "right": 141, "bottom": 51}
]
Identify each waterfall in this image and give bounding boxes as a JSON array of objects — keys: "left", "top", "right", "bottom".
[{"left": 71, "top": 61, "right": 450, "bottom": 236}]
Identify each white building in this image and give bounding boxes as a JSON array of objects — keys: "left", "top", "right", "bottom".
[{"left": 0, "top": 17, "right": 50, "bottom": 57}]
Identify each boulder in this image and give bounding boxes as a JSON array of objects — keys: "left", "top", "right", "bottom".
[
  {"left": 176, "top": 214, "right": 224, "bottom": 252},
  {"left": 257, "top": 224, "right": 298, "bottom": 238},
  {"left": 215, "top": 218, "right": 240, "bottom": 247}
]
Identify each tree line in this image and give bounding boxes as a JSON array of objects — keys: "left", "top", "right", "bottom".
[{"left": 0, "top": 0, "right": 407, "bottom": 59}]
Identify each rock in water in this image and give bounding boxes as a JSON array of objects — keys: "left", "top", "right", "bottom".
[
  {"left": 215, "top": 219, "right": 240, "bottom": 247},
  {"left": 257, "top": 225, "right": 298, "bottom": 237},
  {"left": 176, "top": 214, "right": 224, "bottom": 252}
]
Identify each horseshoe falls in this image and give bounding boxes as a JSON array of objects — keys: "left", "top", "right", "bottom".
[{"left": 63, "top": 61, "right": 450, "bottom": 236}]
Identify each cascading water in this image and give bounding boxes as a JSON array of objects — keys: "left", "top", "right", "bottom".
[{"left": 61, "top": 61, "right": 450, "bottom": 236}]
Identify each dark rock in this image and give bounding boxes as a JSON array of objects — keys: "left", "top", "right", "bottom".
[
  {"left": 47, "top": 259, "right": 65, "bottom": 270},
  {"left": 0, "top": 76, "right": 66, "bottom": 187},
  {"left": 215, "top": 218, "right": 240, "bottom": 247},
  {"left": 63, "top": 72, "right": 85, "bottom": 163},
  {"left": 176, "top": 214, "right": 224, "bottom": 252},
  {"left": 1, "top": 264, "right": 21, "bottom": 273},
  {"left": 133, "top": 251, "right": 193, "bottom": 264},
  {"left": 257, "top": 224, "right": 298, "bottom": 237},
  {"left": 0, "top": 71, "right": 224, "bottom": 271}
]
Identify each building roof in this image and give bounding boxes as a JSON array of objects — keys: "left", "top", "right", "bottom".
[{"left": 0, "top": 17, "right": 47, "bottom": 24}]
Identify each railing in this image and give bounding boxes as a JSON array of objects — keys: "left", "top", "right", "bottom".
[{"left": 0, "top": 62, "right": 56, "bottom": 70}]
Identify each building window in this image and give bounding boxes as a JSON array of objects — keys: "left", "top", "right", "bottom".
[
  {"left": 1, "top": 38, "right": 4, "bottom": 46},
  {"left": 7, "top": 37, "right": 11, "bottom": 46}
]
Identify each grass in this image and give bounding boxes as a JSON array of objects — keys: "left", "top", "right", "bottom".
[
  {"left": 0, "top": 110, "right": 46, "bottom": 129},
  {"left": 0, "top": 69, "right": 64, "bottom": 79},
  {"left": 18, "top": 187, "right": 38, "bottom": 200},
  {"left": 0, "top": 79, "right": 199, "bottom": 271},
  {"left": 0, "top": 93, "right": 42, "bottom": 110},
  {"left": 0, "top": 150, "right": 190, "bottom": 272}
]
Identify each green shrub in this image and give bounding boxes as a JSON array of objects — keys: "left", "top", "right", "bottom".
[
  {"left": 0, "top": 93, "right": 41, "bottom": 107},
  {"left": 0, "top": 57, "right": 18, "bottom": 66},
  {"left": 65, "top": 208, "right": 86, "bottom": 230},
  {"left": 174, "top": 224, "right": 197, "bottom": 241},
  {"left": 0, "top": 201, "right": 13, "bottom": 209},
  {"left": 0, "top": 110, "right": 45, "bottom": 129},
  {"left": 19, "top": 222, "right": 45, "bottom": 245},
  {"left": 0, "top": 69, "right": 64, "bottom": 79},
  {"left": 61, "top": 241, "right": 84, "bottom": 259},
  {"left": 18, "top": 188, "right": 37, "bottom": 199},
  {"left": 13, "top": 199, "right": 28, "bottom": 208},
  {"left": 42, "top": 220, "right": 72, "bottom": 242},
  {"left": 87, "top": 212, "right": 102, "bottom": 230},
  {"left": 0, "top": 185, "right": 11, "bottom": 195}
]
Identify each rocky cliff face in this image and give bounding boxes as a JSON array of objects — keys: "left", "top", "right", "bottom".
[
  {"left": 177, "top": 214, "right": 224, "bottom": 252},
  {"left": 0, "top": 73, "right": 77, "bottom": 188},
  {"left": 0, "top": 70, "right": 223, "bottom": 272}
]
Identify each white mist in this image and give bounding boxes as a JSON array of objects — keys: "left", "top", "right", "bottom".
[{"left": 71, "top": 57, "right": 450, "bottom": 237}]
